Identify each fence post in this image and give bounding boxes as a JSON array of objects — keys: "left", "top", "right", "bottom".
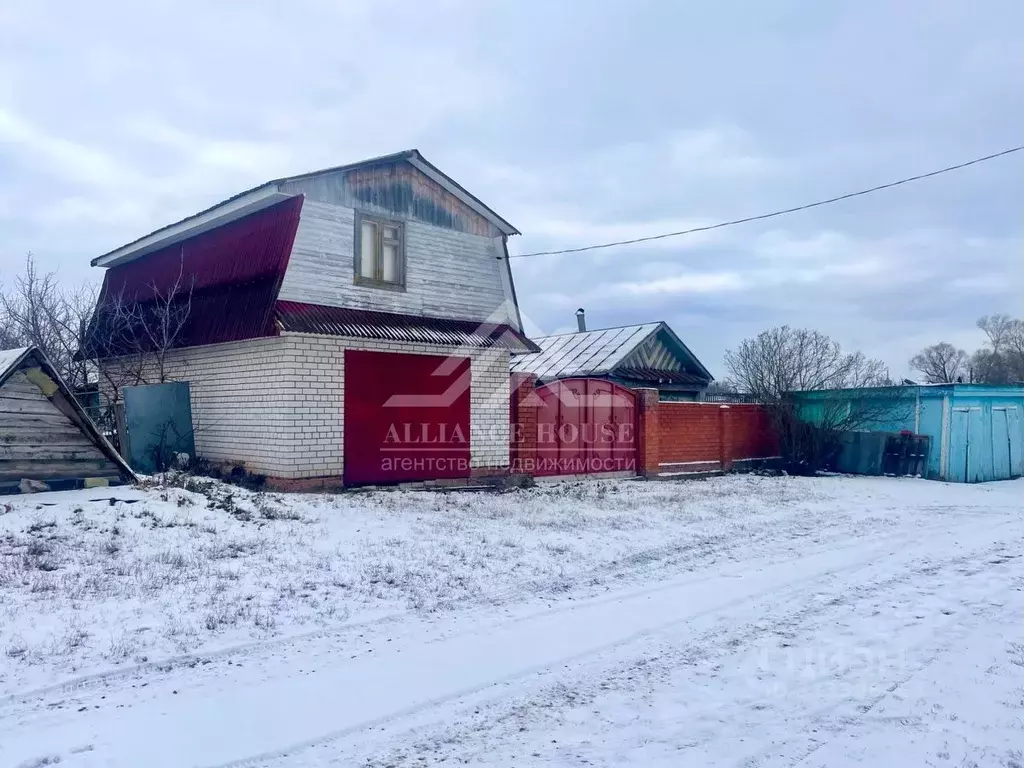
[
  {"left": 635, "top": 388, "right": 660, "bottom": 478},
  {"left": 719, "top": 405, "right": 734, "bottom": 472},
  {"left": 510, "top": 373, "right": 538, "bottom": 474}
]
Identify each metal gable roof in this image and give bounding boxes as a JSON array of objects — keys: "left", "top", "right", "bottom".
[
  {"left": 510, "top": 321, "right": 714, "bottom": 384},
  {"left": 510, "top": 323, "right": 662, "bottom": 379}
]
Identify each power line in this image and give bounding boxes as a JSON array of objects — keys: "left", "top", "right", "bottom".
[{"left": 508, "top": 144, "right": 1024, "bottom": 259}]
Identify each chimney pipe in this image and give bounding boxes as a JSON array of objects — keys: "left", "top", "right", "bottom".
[{"left": 575, "top": 307, "right": 586, "bottom": 333}]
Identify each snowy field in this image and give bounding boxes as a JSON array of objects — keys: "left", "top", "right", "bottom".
[{"left": 1, "top": 473, "right": 1022, "bottom": 767}]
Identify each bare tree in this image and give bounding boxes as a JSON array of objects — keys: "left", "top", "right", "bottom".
[
  {"left": 971, "top": 314, "right": 1024, "bottom": 384},
  {"left": 977, "top": 314, "right": 1016, "bottom": 353},
  {"left": 725, "top": 326, "right": 908, "bottom": 475},
  {"left": 726, "top": 326, "right": 889, "bottom": 398},
  {"left": 0, "top": 254, "right": 98, "bottom": 392},
  {"left": 81, "top": 255, "right": 194, "bottom": 425},
  {"left": 909, "top": 342, "right": 968, "bottom": 384}
]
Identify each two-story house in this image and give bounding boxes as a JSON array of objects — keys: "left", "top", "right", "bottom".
[{"left": 86, "top": 150, "right": 536, "bottom": 488}]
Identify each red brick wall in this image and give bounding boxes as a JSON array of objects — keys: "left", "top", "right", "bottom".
[
  {"left": 509, "top": 374, "right": 778, "bottom": 478},
  {"left": 635, "top": 388, "right": 660, "bottom": 477},
  {"left": 658, "top": 403, "right": 724, "bottom": 466},
  {"left": 509, "top": 373, "right": 538, "bottom": 471},
  {"left": 728, "top": 404, "right": 779, "bottom": 461},
  {"left": 657, "top": 402, "right": 778, "bottom": 473}
]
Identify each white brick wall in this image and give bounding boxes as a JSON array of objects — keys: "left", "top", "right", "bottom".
[{"left": 100, "top": 335, "right": 510, "bottom": 480}]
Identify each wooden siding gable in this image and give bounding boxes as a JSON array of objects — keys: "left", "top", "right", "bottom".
[
  {"left": 278, "top": 159, "right": 503, "bottom": 238},
  {"left": 622, "top": 331, "right": 684, "bottom": 372},
  {"left": 618, "top": 324, "right": 714, "bottom": 381},
  {"left": 277, "top": 199, "right": 516, "bottom": 327},
  {"left": 0, "top": 347, "right": 136, "bottom": 490}
]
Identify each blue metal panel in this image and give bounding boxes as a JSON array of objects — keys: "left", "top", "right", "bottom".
[
  {"left": 949, "top": 406, "right": 988, "bottom": 483},
  {"left": 123, "top": 382, "right": 196, "bottom": 474},
  {"left": 992, "top": 408, "right": 1012, "bottom": 479},
  {"left": 917, "top": 393, "right": 945, "bottom": 479},
  {"left": 1010, "top": 407, "right": 1024, "bottom": 478}
]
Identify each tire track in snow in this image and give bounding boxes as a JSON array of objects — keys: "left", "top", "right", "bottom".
[
  {"left": 335, "top": 540, "right": 1024, "bottom": 768},
  {"left": 200, "top": 518, "right": 1021, "bottom": 768},
  {"left": 0, "top": 509, "right": 973, "bottom": 712}
]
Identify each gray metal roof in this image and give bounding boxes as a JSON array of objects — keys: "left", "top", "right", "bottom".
[{"left": 510, "top": 323, "right": 662, "bottom": 379}]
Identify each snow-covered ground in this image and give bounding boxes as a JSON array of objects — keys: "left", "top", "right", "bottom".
[{"left": 1, "top": 474, "right": 1022, "bottom": 767}]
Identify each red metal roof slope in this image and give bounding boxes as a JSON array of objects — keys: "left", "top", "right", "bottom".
[
  {"left": 276, "top": 302, "right": 539, "bottom": 353},
  {"left": 90, "top": 196, "right": 303, "bottom": 354}
]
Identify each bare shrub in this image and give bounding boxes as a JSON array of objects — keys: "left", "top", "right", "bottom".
[
  {"left": 5, "top": 636, "right": 29, "bottom": 659},
  {"left": 153, "top": 549, "right": 192, "bottom": 569},
  {"left": 25, "top": 539, "right": 51, "bottom": 557},
  {"left": 254, "top": 494, "right": 302, "bottom": 521},
  {"left": 107, "top": 630, "right": 139, "bottom": 661}
]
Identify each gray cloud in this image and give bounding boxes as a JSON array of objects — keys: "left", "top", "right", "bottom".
[{"left": 1, "top": 0, "right": 1021, "bottom": 379}]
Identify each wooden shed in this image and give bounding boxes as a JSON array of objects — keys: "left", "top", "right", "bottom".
[{"left": 0, "top": 347, "right": 135, "bottom": 494}]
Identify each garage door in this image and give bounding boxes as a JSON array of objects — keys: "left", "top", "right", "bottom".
[{"left": 344, "top": 350, "right": 471, "bottom": 486}]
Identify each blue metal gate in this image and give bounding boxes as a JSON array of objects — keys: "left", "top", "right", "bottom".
[{"left": 122, "top": 381, "right": 196, "bottom": 474}]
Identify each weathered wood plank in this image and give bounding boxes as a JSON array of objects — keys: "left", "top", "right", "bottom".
[
  {"left": 0, "top": 466, "right": 118, "bottom": 479},
  {"left": 1, "top": 380, "right": 47, "bottom": 399},
  {"left": 0, "top": 444, "right": 107, "bottom": 461},
  {"left": 277, "top": 162, "right": 502, "bottom": 237},
  {"left": 0, "top": 412, "right": 78, "bottom": 430},
  {"left": 0, "top": 398, "right": 64, "bottom": 416},
  {"left": 0, "top": 459, "right": 117, "bottom": 477},
  {"left": 0, "top": 426, "right": 95, "bottom": 443}
]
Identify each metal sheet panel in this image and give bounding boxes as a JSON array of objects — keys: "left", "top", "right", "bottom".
[
  {"left": 122, "top": 382, "right": 196, "bottom": 474},
  {"left": 343, "top": 350, "right": 471, "bottom": 485},
  {"left": 87, "top": 197, "right": 303, "bottom": 356},
  {"left": 532, "top": 378, "right": 638, "bottom": 477},
  {"left": 510, "top": 323, "right": 713, "bottom": 388},
  {"left": 276, "top": 301, "right": 537, "bottom": 352}
]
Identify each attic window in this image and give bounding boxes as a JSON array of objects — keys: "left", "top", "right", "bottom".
[{"left": 355, "top": 213, "right": 405, "bottom": 289}]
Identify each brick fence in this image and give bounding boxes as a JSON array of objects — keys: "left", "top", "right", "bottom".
[
  {"left": 653, "top": 397, "right": 778, "bottom": 476},
  {"left": 511, "top": 377, "right": 778, "bottom": 479}
]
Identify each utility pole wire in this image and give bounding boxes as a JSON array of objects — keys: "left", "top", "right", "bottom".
[{"left": 507, "top": 144, "right": 1024, "bottom": 259}]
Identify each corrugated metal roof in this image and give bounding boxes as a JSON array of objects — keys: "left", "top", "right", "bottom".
[
  {"left": 510, "top": 324, "right": 661, "bottom": 378},
  {"left": 84, "top": 197, "right": 302, "bottom": 357},
  {"left": 276, "top": 302, "right": 539, "bottom": 353}
]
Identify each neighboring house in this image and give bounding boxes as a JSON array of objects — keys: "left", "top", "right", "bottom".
[
  {"left": 84, "top": 150, "right": 536, "bottom": 487},
  {"left": 511, "top": 312, "right": 713, "bottom": 400},
  {"left": 0, "top": 346, "right": 135, "bottom": 494},
  {"left": 794, "top": 383, "right": 1024, "bottom": 482}
]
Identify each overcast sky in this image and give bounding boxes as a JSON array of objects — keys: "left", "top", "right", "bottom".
[{"left": 1, "top": 0, "right": 1021, "bottom": 378}]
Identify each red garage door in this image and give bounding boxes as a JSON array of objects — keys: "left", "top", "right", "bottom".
[{"left": 344, "top": 350, "right": 471, "bottom": 486}]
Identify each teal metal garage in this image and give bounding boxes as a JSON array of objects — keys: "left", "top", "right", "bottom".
[{"left": 794, "top": 384, "right": 1024, "bottom": 483}]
